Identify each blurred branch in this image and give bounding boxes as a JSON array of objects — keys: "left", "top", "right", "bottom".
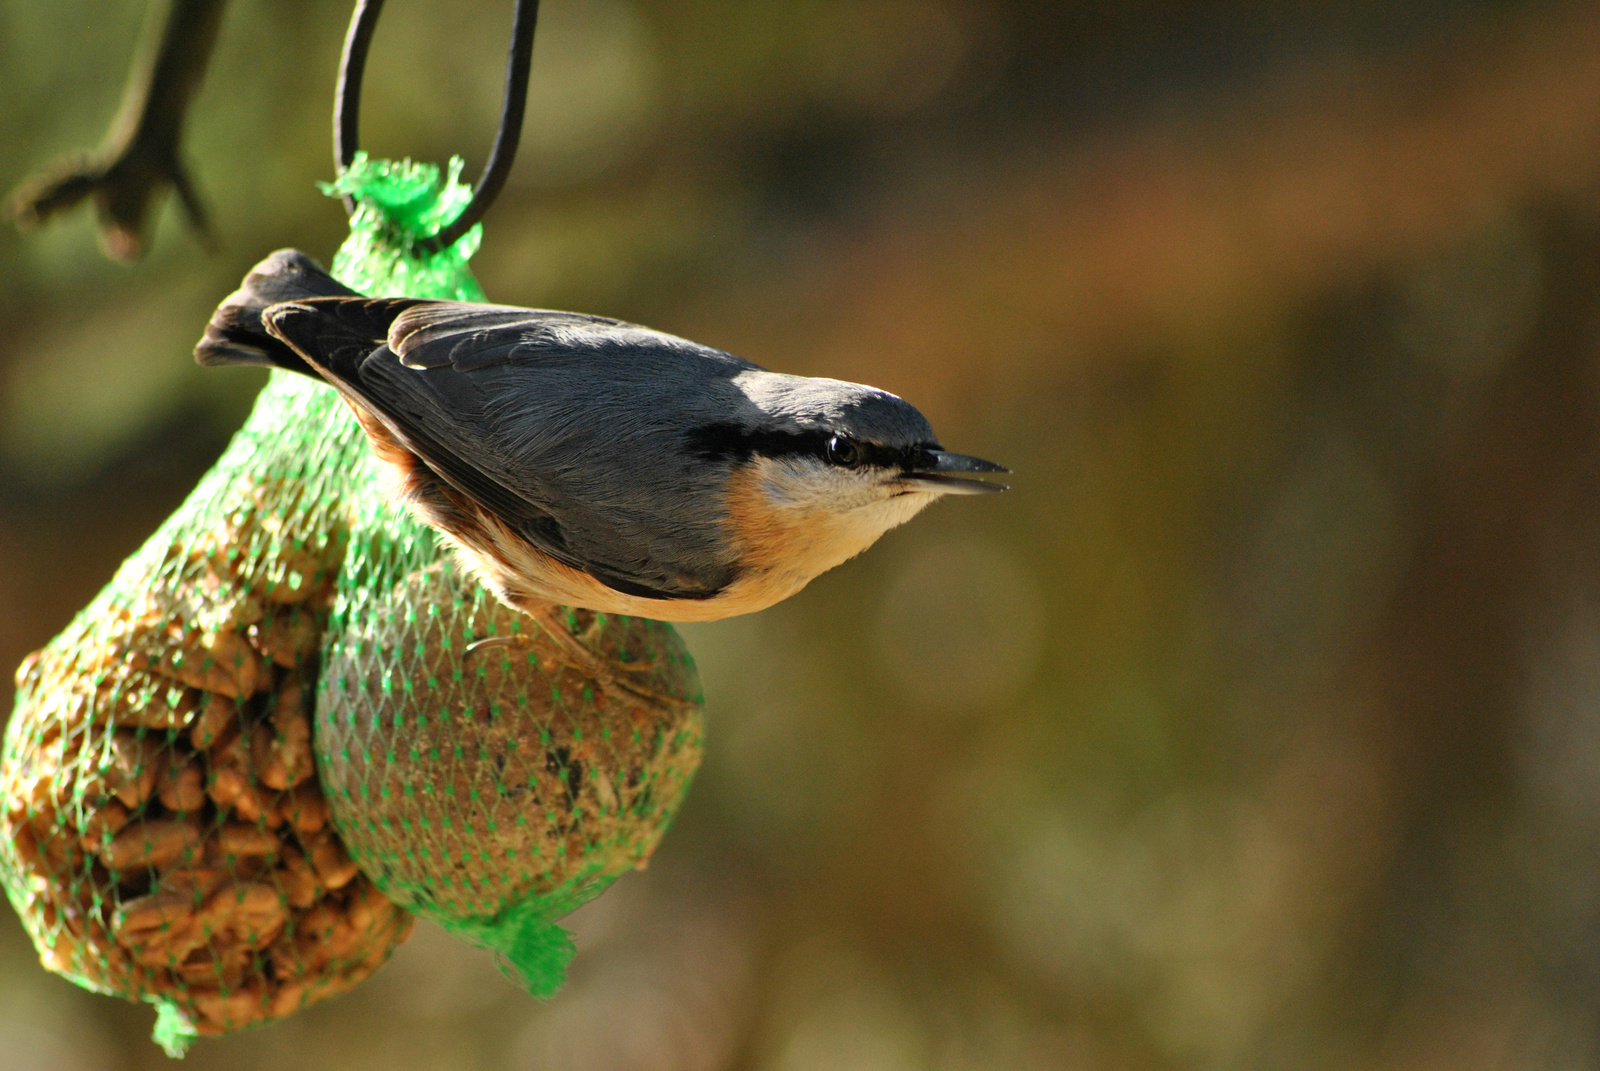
[{"left": 6, "top": 0, "right": 228, "bottom": 262}]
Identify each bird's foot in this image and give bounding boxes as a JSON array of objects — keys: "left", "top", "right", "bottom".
[
  {"left": 576, "top": 612, "right": 659, "bottom": 674},
  {"left": 466, "top": 609, "right": 687, "bottom": 709}
]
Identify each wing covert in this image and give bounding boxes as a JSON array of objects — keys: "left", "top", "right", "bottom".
[
  {"left": 340, "top": 340, "right": 737, "bottom": 601},
  {"left": 388, "top": 304, "right": 632, "bottom": 372}
]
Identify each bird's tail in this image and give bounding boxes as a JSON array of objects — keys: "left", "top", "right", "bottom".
[{"left": 194, "top": 249, "right": 361, "bottom": 376}]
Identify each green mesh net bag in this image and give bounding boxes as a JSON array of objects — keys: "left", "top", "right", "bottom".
[
  {"left": 0, "top": 154, "right": 705, "bottom": 1055},
  {"left": 313, "top": 155, "right": 705, "bottom": 987}
]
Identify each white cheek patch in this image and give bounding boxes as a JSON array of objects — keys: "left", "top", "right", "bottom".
[
  {"left": 755, "top": 456, "right": 937, "bottom": 522},
  {"left": 872, "top": 491, "right": 938, "bottom": 530},
  {"left": 756, "top": 457, "right": 835, "bottom": 508}
]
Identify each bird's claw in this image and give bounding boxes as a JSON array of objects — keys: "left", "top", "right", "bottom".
[{"left": 465, "top": 617, "right": 690, "bottom": 710}]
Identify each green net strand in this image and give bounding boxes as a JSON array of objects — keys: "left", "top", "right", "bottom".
[{"left": 0, "top": 154, "right": 704, "bottom": 1055}]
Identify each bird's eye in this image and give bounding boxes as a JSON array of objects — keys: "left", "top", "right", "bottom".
[{"left": 826, "top": 435, "right": 864, "bottom": 468}]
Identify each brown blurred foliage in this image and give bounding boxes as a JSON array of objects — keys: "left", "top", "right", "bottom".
[{"left": 6, "top": 0, "right": 1600, "bottom": 1068}]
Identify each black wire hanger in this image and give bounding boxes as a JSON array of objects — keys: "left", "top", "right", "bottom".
[{"left": 333, "top": 0, "right": 539, "bottom": 255}]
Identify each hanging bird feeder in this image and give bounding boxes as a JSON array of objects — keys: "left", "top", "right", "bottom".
[{"left": 0, "top": 0, "right": 704, "bottom": 1054}]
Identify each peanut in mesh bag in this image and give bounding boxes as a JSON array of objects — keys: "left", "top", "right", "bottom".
[{"left": 2, "top": 440, "right": 412, "bottom": 1053}]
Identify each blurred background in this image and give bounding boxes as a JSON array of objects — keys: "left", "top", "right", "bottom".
[{"left": 6, "top": 0, "right": 1600, "bottom": 1067}]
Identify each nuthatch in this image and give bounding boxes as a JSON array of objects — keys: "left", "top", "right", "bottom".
[{"left": 197, "top": 250, "right": 1008, "bottom": 693}]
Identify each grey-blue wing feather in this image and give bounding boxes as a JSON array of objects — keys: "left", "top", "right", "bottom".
[{"left": 351, "top": 305, "right": 764, "bottom": 599}]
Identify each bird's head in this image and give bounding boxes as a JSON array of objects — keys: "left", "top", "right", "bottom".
[{"left": 686, "top": 371, "right": 1007, "bottom": 594}]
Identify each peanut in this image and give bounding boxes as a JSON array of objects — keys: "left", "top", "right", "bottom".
[
  {"left": 157, "top": 758, "right": 205, "bottom": 814},
  {"left": 217, "top": 823, "right": 280, "bottom": 859},
  {"left": 231, "top": 786, "right": 271, "bottom": 825},
  {"left": 98, "top": 817, "right": 203, "bottom": 871},
  {"left": 174, "top": 945, "right": 253, "bottom": 988},
  {"left": 262, "top": 547, "right": 331, "bottom": 606},
  {"left": 199, "top": 882, "right": 287, "bottom": 950},
  {"left": 292, "top": 901, "right": 344, "bottom": 960},
  {"left": 189, "top": 984, "right": 267, "bottom": 1030},
  {"left": 296, "top": 903, "right": 363, "bottom": 966},
  {"left": 254, "top": 677, "right": 313, "bottom": 790},
  {"left": 206, "top": 734, "right": 272, "bottom": 822},
  {"left": 307, "top": 831, "right": 359, "bottom": 890},
  {"left": 101, "top": 731, "right": 164, "bottom": 809},
  {"left": 248, "top": 607, "right": 319, "bottom": 669},
  {"left": 139, "top": 628, "right": 264, "bottom": 699},
  {"left": 189, "top": 693, "right": 236, "bottom": 749},
  {"left": 206, "top": 767, "right": 250, "bottom": 809},
  {"left": 97, "top": 669, "right": 198, "bottom": 731},
  {"left": 277, "top": 782, "right": 330, "bottom": 835},
  {"left": 268, "top": 980, "right": 310, "bottom": 1018},
  {"left": 11, "top": 823, "right": 42, "bottom": 872},
  {"left": 276, "top": 847, "right": 322, "bottom": 909},
  {"left": 8, "top": 766, "right": 64, "bottom": 820},
  {"left": 113, "top": 889, "right": 198, "bottom": 952},
  {"left": 78, "top": 799, "right": 131, "bottom": 852},
  {"left": 157, "top": 867, "right": 226, "bottom": 899},
  {"left": 14, "top": 649, "right": 42, "bottom": 690}
]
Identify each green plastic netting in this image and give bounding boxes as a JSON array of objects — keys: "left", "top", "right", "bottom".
[{"left": 0, "top": 154, "right": 705, "bottom": 1055}]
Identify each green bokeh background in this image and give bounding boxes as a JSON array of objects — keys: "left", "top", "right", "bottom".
[{"left": 6, "top": 0, "right": 1600, "bottom": 1067}]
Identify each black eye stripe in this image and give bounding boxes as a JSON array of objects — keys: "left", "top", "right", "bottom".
[
  {"left": 686, "top": 423, "right": 933, "bottom": 470},
  {"left": 686, "top": 424, "right": 826, "bottom": 463}
]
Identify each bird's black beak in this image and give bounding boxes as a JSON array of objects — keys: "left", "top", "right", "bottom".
[{"left": 902, "top": 450, "right": 1010, "bottom": 495}]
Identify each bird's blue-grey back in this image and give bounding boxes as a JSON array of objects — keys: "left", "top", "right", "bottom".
[{"left": 356, "top": 305, "right": 938, "bottom": 598}]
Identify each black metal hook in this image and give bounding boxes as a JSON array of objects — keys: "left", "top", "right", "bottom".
[{"left": 334, "top": 0, "right": 539, "bottom": 255}]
